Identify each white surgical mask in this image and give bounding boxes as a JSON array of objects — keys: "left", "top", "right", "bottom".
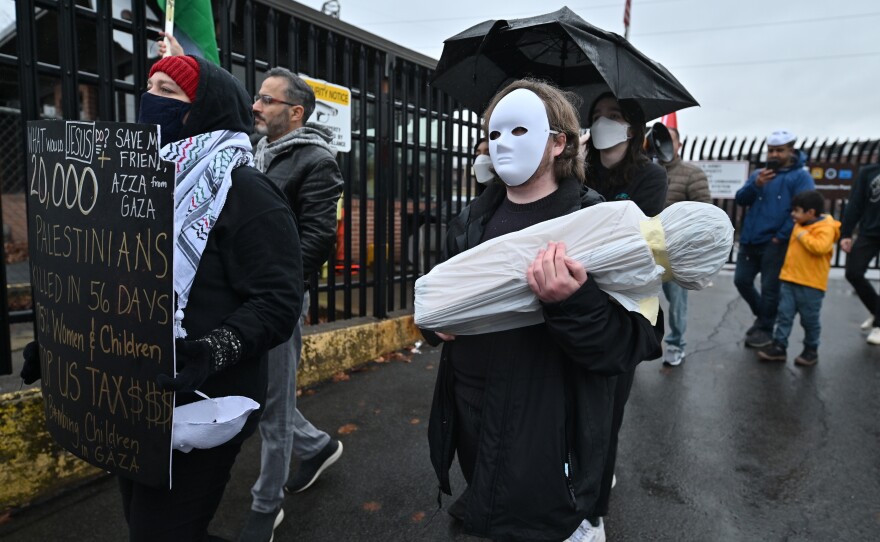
[
  {"left": 590, "top": 116, "right": 630, "bottom": 150},
  {"left": 472, "top": 154, "right": 495, "bottom": 184},
  {"left": 488, "top": 89, "right": 557, "bottom": 187}
]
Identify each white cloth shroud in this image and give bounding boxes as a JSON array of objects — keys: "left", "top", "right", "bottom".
[{"left": 414, "top": 200, "right": 734, "bottom": 335}]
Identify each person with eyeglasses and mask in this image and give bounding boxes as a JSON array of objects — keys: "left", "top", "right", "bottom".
[{"left": 238, "top": 67, "right": 345, "bottom": 542}]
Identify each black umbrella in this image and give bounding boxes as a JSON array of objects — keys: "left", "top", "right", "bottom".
[{"left": 431, "top": 6, "right": 698, "bottom": 123}]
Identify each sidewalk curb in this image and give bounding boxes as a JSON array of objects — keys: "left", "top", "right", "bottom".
[{"left": 0, "top": 313, "right": 422, "bottom": 511}]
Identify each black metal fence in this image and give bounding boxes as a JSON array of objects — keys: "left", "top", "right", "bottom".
[
  {"left": 2, "top": 0, "right": 879, "bottom": 374},
  {"left": 1, "top": 0, "right": 488, "bottom": 374},
  {"left": 680, "top": 134, "right": 880, "bottom": 269}
]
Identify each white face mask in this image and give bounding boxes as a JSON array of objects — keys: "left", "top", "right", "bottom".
[
  {"left": 472, "top": 154, "right": 495, "bottom": 184},
  {"left": 488, "top": 89, "right": 556, "bottom": 187},
  {"left": 590, "top": 116, "right": 630, "bottom": 150}
]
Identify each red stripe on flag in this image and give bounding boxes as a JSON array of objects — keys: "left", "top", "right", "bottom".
[
  {"left": 661, "top": 112, "right": 678, "bottom": 129},
  {"left": 624, "top": 0, "right": 632, "bottom": 27}
]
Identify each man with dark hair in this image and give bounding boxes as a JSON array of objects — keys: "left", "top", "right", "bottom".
[
  {"left": 734, "top": 130, "right": 815, "bottom": 348},
  {"left": 659, "top": 126, "right": 711, "bottom": 366},
  {"left": 239, "top": 67, "right": 344, "bottom": 542},
  {"left": 423, "top": 78, "right": 662, "bottom": 542}
]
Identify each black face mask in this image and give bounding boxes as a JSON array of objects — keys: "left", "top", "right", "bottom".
[{"left": 137, "top": 92, "right": 192, "bottom": 145}]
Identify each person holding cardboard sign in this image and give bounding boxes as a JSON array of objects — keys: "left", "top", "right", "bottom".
[
  {"left": 125, "top": 56, "right": 302, "bottom": 540},
  {"left": 21, "top": 53, "right": 302, "bottom": 541}
]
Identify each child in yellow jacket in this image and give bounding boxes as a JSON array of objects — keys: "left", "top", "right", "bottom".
[{"left": 758, "top": 190, "right": 841, "bottom": 366}]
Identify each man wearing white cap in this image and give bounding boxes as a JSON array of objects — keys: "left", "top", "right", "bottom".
[{"left": 734, "top": 130, "right": 815, "bottom": 348}]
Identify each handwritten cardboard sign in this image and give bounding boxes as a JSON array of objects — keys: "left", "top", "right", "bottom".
[{"left": 26, "top": 120, "right": 175, "bottom": 487}]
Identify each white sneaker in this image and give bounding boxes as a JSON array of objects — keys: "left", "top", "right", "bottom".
[
  {"left": 861, "top": 316, "right": 875, "bottom": 331},
  {"left": 663, "top": 346, "right": 685, "bottom": 366},
  {"left": 612, "top": 474, "right": 617, "bottom": 488},
  {"left": 867, "top": 327, "right": 880, "bottom": 345},
  {"left": 565, "top": 517, "right": 606, "bottom": 542}
]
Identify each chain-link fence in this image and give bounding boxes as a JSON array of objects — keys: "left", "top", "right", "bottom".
[
  {"left": 1, "top": 107, "right": 25, "bottom": 242},
  {"left": 1, "top": 106, "right": 30, "bottom": 329}
]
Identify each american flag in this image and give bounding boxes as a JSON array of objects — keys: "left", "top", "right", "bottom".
[{"left": 623, "top": 0, "right": 632, "bottom": 40}]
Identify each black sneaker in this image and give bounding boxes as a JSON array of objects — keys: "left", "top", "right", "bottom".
[
  {"left": 757, "top": 341, "right": 786, "bottom": 361},
  {"left": 284, "top": 440, "right": 343, "bottom": 493},
  {"left": 745, "top": 328, "right": 773, "bottom": 348},
  {"left": 795, "top": 348, "right": 819, "bottom": 366},
  {"left": 238, "top": 508, "right": 283, "bottom": 542}
]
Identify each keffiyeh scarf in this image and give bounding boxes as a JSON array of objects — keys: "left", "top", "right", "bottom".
[{"left": 161, "top": 130, "right": 254, "bottom": 338}]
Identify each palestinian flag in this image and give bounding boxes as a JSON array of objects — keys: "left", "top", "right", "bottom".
[{"left": 158, "top": 0, "right": 220, "bottom": 65}]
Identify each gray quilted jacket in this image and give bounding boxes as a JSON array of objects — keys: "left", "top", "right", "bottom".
[{"left": 662, "top": 156, "right": 711, "bottom": 207}]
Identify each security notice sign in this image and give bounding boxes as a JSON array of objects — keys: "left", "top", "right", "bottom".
[
  {"left": 300, "top": 75, "right": 351, "bottom": 152},
  {"left": 693, "top": 160, "right": 751, "bottom": 199}
]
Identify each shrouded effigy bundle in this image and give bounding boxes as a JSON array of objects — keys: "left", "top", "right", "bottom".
[{"left": 414, "top": 201, "right": 734, "bottom": 335}]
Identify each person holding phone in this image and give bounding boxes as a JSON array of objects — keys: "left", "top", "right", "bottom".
[{"left": 734, "top": 130, "right": 815, "bottom": 349}]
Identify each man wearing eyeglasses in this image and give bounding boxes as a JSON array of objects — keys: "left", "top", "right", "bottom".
[{"left": 240, "top": 67, "right": 345, "bottom": 542}]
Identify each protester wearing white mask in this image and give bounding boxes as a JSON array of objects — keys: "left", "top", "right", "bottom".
[
  {"left": 589, "top": 116, "right": 631, "bottom": 150},
  {"left": 472, "top": 154, "right": 495, "bottom": 184},
  {"left": 422, "top": 79, "right": 662, "bottom": 542},
  {"left": 488, "top": 87, "right": 561, "bottom": 188},
  {"left": 585, "top": 93, "right": 666, "bottom": 215},
  {"left": 582, "top": 91, "right": 667, "bottom": 532},
  {"left": 470, "top": 138, "right": 497, "bottom": 196}
]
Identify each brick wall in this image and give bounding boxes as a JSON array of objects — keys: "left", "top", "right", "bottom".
[
  {"left": 1, "top": 194, "right": 26, "bottom": 244},
  {"left": 341, "top": 198, "right": 436, "bottom": 266}
]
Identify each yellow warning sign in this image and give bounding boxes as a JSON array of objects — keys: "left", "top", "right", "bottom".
[
  {"left": 304, "top": 80, "right": 350, "bottom": 106},
  {"left": 300, "top": 74, "right": 351, "bottom": 152}
]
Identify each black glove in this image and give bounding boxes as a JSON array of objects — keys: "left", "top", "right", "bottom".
[
  {"left": 20, "top": 341, "right": 41, "bottom": 385},
  {"left": 157, "top": 328, "right": 242, "bottom": 392},
  {"left": 157, "top": 338, "right": 212, "bottom": 392}
]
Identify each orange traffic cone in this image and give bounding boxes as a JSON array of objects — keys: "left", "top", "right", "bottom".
[{"left": 335, "top": 206, "right": 359, "bottom": 274}]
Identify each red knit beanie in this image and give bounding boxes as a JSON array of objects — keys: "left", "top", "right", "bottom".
[{"left": 149, "top": 56, "right": 200, "bottom": 102}]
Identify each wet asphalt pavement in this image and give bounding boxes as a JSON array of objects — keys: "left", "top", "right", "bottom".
[{"left": 1, "top": 269, "right": 879, "bottom": 541}]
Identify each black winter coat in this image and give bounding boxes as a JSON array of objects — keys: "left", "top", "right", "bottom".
[
  {"left": 588, "top": 159, "right": 668, "bottom": 217},
  {"left": 841, "top": 163, "right": 880, "bottom": 238},
  {"left": 426, "top": 178, "right": 663, "bottom": 541},
  {"left": 175, "top": 57, "right": 303, "bottom": 443},
  {"left": 260, "top": 127, "right": 344, "bottom": 278}
]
